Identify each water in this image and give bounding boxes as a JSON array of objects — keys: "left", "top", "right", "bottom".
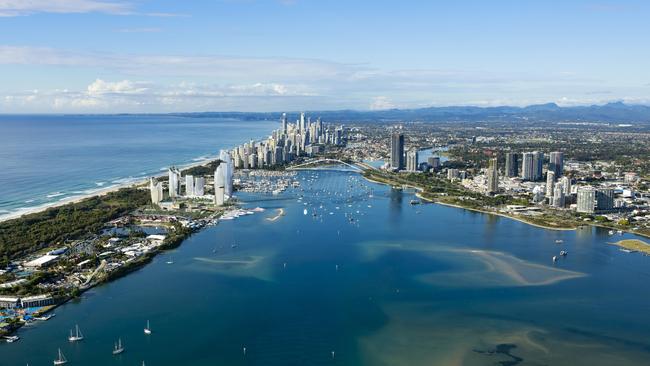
[
  {"left": 3, "top": 169, "right": 650, "bottom": 365},
  {"left": 0, "top": 115, "right": 277, "bottom": 218}
]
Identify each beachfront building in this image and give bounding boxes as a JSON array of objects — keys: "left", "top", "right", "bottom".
[
  {"left": 168, "top": 167, "right": 181, "bottom": 198},
  {"left": 214, "top": 164, "right": 226, "bottom": 206},
  {"left": 185, "top": 175, "right": 195, "bottom": 197},
  {"left": 149, "top": 177, "right": 163, "bottom": 205}
]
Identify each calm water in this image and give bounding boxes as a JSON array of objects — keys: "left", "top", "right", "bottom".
[
  {"left": 0, "top": 115, "right": 277, "bottom": 218},
  {"left": 2, "top": 169, "right": 650, "bottom": 365}
]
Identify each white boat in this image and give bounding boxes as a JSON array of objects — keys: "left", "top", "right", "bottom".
[
  {"left": 53, "top": 349, "right": 67, "bottom": 365},
  {"left": 112, "top": 338, "right": 124, "bottom": 355},
  {"left": 608, "top": 230, "right": 615, "bottom": 235},
  {"left": 68, "top": 324, "right": 84, "bottom": 342},
  {"left": 4, "top": 335, "right": 20, "bottom": 343},
  {"left": 552, "top": 256, "right": 558, "bottom": 262},
  {"left": 144, "top": 320, "right": 152, "bottom": 335},
  {"left": 303, "top": 209, "right": 308, "bottom": 215},
  {"left": 555, "top": 239, "right": 563, "bottom": 244},
  {"left": 35, "top": 314, "right": 55, "bottom": 321}
]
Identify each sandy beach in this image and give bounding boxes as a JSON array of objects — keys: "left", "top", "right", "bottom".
[{"left": 0, "top": 157, "right": 219, "bottom": 223}]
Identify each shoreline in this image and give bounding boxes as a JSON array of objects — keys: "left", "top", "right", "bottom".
[
  {"left": 0, "top": 156, "right": 219, "bottom": 223},
  {"left": 266, "top": 208, "right": 285, "bottom": 222},
  {"left": 364, "top": 172, "right": 650, "bottom": 239}
]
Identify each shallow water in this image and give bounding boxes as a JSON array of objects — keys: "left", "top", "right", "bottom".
[{"left": 2, "top": 170, "right": 650, "bottom": 365}]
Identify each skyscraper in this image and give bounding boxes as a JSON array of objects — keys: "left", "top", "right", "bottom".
[
  {"left": 577, "top": 187, "right": 596, "bottom": 213},
  {"left": 168, "top": 167, "right": 181, "bottom": 198},
  {"left": 281, "top": 112, "right": 287, "bottom": 136},
  {"left": 214, "top": 165, "right": 225, "bottom": 206},
  {"left": 522, "top": 152, "right": 535, "bottom": 180},
  {"left": 406, "top": 149, "right": 419, "bottom": 172},
  {"left": 390, "top": 131, "right": 405, "bottom": 170},
  {"left": 486, "top": 158, "right": 499, "bottom": 193},
  {"left": 533, "top": 151, "right": 544, "bottom": 181},
  {"left": 194, "top": 176, "right": 205, "bottom": 197},
  {"left": 596, "top": 188, "right": 614, "bottom": 212},
  {"left": 185, "top": 175, "right": 195, "bottom": 197},
  {"left": 427, "top": 156, "right": 441, "bottom": 170},
  {"left": 552, "top": 182, "right": 565, "bottom": 208},
  {"left": 505, "top": 152, "right": 519, "bottom": 178},
  {"left": 149, "top": 177, "right": 163, "bottom": 205},
  {"left": 546, "top": 171, "right": 555, "bottom": 198},
  {"left": 549, "top": 151, "right": 564, "bottom": 177}
]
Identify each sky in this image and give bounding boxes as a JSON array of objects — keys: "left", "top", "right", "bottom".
[{"left": 0, "top": 0, "right": 649, "bottom": 113}]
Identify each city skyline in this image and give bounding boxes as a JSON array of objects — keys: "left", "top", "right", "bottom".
[{"left": 1, "top": 0, "right": 650, "bottom": 113}]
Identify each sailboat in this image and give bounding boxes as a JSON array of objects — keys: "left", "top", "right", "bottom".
[
  {"left": 144, "top": 320, "right": 152, "bottom": 335},
  {"left": 68, "top": 324, "right": 84, "bottom": 342},
  {"left": 112, "top": 338, "right": 124, "bottom": 355},
  {"left": 53, "top": 348, "right": 67, "bottom": 365}
]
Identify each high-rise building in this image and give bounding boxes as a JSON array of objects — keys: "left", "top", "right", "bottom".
[
  {"left": 546, "top": 171, "right": 555, "bottom": 198},
  {"left": 596, "top": 188, "right": 615, "bottom": 212},
  {"left": 390, "top": 131, "right": 405, "bottom": 170},
  {"left": 577, "top": 187, "right": 596, "bottom": 213},
  {"left": 427, "top": 156, "right": 441, "bottom": 170},
  {"left": 281, "top": 112, "right": 287, "bottom": 136},
  {"left": 168, "top": 167, "right": 181, "bottom": 198},
  {"left": 549, "top": 152, "right": 564, "bottom": 177},
  {"left": 447, "top": 168, "right": 459, "bottom": 180},
  {"left": 194, "top": 176, "right": 205, "bottom": 197},
  {"left": 522, "top": 152, "right": 534, "bottom": 180},
  {"left": 214, "top": 165, "right": 225, "bottom": 206},
  {"left": 560, "top": 176, "right": 572, "bottom": 195},
  {"left": 505, "top": 152, "right": 519, "bottom": 177},
  {"left": 552, "top": 182, "right": 565, "bottom": 208},
  {"left": 185, "top": 175, "right": 195, "bottom": 197},
  {"left": 149, "top": 177, "right": 163, "bottom": 205},
  {"left": 406, "top": 149, "right": 419, "bottom": 172},
  {"left": 486, "top": 158, "right": 499, "bottom": 193},
  {"left": 533, "top": 151, "right": 544, "bottom": 181}
]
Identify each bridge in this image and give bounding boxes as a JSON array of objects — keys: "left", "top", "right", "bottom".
[{"left": 286, "top": 159, "right": 375, "bottom": 172}]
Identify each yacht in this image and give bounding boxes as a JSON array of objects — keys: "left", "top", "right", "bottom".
[
  {"left": 144, "top": 320, "right": 152, "bottom": 335},
  {"left": 4, "top": 335, "right": 20, "bottom": 343},
  {"left": 53, "top": 349, "right": 67, "bottom": 365},
  {"left": 112, "top": 338, "right": 124, "bottom": 355},
  {"left": 68, "top": 324, "right": 84, "bottom": 342}
]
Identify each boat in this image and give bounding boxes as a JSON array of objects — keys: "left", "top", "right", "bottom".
[
  {"left": 552, "top": 256, "right": 558, "bottom": 262},
  {"left": 144, "top": 320, "right": 152, "bottom": 335},
  {"left": 555, "top": 239, "right": 563, "bottom": 244},
  {"left": 53, "top": 349, "right": 67, "bottom": 365},
  {"left": 303, "top": 208, "right": 308, "bottom": 215},
  {"left": 68, "top": 324, "right": 84, "bottom": 342},
  {"left": 35, "top": 314, "right": 55, "bottom": 321},
  {"left": 608, "top": 230, "right": 615, "bottom": 235},
  {"left": 409, "top": 200, "right": 421, "bottom": 205},
  {"left": 4, "top": 335, "right": 20, "bottom": 343},
  {"left": 112, "top": 338, "right": 124, "bottom": 355},
  {"left": 166, "top": 260, "right": 174, "bottom": 265},
  {"left": 560, "top": 251, "right": 568, "bottom": 256}
]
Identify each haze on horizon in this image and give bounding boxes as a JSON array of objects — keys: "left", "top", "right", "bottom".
[{"left": 0, "top": 0, "right": 649, "bottom": 113}]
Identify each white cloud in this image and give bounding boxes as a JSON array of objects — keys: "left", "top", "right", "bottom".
[
  {"left": 87, "top": 79, "right": 149, "bottom": 95},
  {"left": 0, "top": 0, "right": 131, "bottom": 16},
  {"left": 369, "top": 96, "right": 396, "bottom": 110}
]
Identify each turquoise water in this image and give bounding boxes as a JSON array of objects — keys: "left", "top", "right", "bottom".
[
  {"left": 2, "top": 169, "right": 650, "bottom": 365},
  {"left": 0, "top": 115, "right": 277, "bottom": 218}
]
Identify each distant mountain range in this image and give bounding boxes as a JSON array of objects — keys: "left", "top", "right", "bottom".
[{"left": 174, "top": 102, "right": 650, "bottom": 124}]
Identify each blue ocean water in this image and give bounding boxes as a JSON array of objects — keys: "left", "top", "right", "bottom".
[
  {"left": 2, "top": 170, "right": 650, "bottom": 365},
  {"left": 0, "top": 115, "right": 277, "bottom": 218}
]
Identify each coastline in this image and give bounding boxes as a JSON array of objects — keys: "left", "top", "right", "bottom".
[
  {"left": 0, "top": 156, "right": 219, "bottom": 224},
  {"left": 364, "top": 172, "right": 650, "bottom": 238}
]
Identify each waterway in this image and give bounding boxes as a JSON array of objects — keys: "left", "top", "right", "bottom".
[{"left": 2, "top": 169, "right": 650, "bottom": 365}]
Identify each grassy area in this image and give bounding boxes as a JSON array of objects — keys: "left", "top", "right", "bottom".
[{"left": 613, "top": 239, "right": 650, "bottom": 254}]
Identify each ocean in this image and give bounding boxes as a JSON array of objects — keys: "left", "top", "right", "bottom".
[{"left": 0, "top": 114, "right": 277, "bottom": 219}]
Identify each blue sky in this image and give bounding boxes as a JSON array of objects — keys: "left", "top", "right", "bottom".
[{"left": 0, "top": 0, "right": 649, "bottom": 113}]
